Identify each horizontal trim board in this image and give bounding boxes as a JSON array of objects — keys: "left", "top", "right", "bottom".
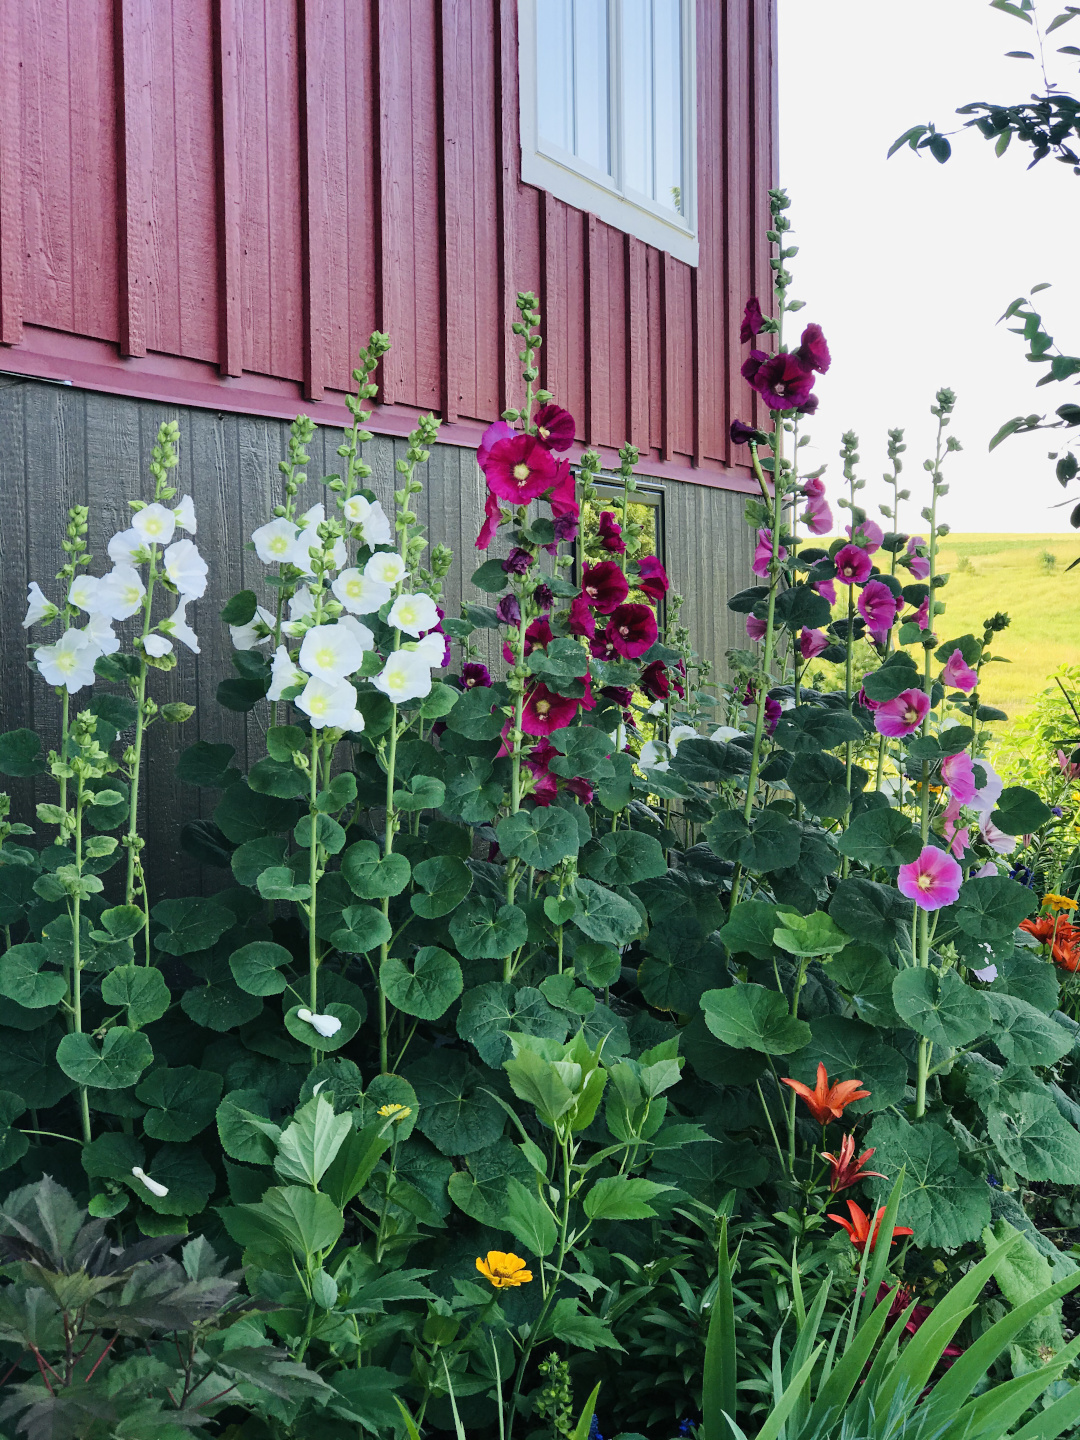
[{"left": 0, "top": 324, "right": 758, "bottom": 494}]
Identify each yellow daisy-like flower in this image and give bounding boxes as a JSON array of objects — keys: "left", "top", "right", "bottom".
[
  {"left": 1043, "top": 894, "right": 1078, "bottom": 912},
  {"left": 377, "top": 1103, "right": 412, "bottom": 1120},
  {"left": 476, "top": 1251, "right": 533, "bottom": 1288}
]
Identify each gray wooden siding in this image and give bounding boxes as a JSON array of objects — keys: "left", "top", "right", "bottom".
[{"left": 0, "top": 379, "right": 752, "bottom": 891}]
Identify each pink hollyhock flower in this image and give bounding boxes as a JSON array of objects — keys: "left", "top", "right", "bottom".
[
  {"left": 581, "top": 561, "right": 629, "bottom": 614},
  {"left": 482, "top": 434, "right": 558, "bottom": 503},
  {"left": 941, "top": 797, "right": 970, "bottom": 859},
  {"left": 746, "top": 614, "right": 767, "bottom": 640},
  {"left": 874, "top": 687, "right": 930, "bottom": 738},
  {"left": 597, "top": 510, "right": 626, "bottom": 554},
  {"left": 815, "top": 579, "right": 838, "bottom": 605},
  {"left": 745, "top": 351, "right": 816, "bottom": 411},
  {"left": 972, "top": 861, "right": 998, "bottom": 879},
  {"left": 846, "top": 519, "right": 883, "bottom": 554},
  {"left": 905, "top": 536, "right": 931, "bottom": 580},
  {"left": 858, "top": 580, "right": 898, "bottom": 637},
  {"left": 522, "top": 682, "right": 579, "bottom": 736},
  {"left": 898, "top": 845, "right": 964, "bottom": 911},
  {"left": 834, "top": 544, "right": 873, "bottom": 586},
  {"left": 1058, "top": 748, "right": 1080, "bottom": 780},
  {"left": 460, "top": 662, "right": 492, "bottom": 689},
  {"left": 533, "top": 403, "right": 575, "bottom": 451},
  {"left": 580, "top": 670, "right": 596, "bottom": 712},
  {"left": 567, "top": 593, "right": 597, "bottom": 638},
  {"left": 636, "top": 555, "right": 670, "bottom": 601},
  {"left": 548, "top": 460, "right": 579, "bottom": 521},
  {"left": 969, "top": 759, "right": 1004, "bottom": 816},
  {"left": 607, "top": 603, "right": 658, "bottom": 659},
  {"left": 797, "top": 394, "right": 819, "bottom": 416},
  {"left": 801, "top": 478, "right": 833, "bottom": 535},
  {"left": 980, "top": 813, "right": 1017, "bottom": 855},
  {"left": 525, "top": 741, "right": 559, "bottom": 805},
  {"left": 764, "top": 695, "right": 782, "bottom": 734},
  {"left": 476, "top": 491, "right": 503, "bottom": 550},
  {"left": 752, "top": 528, "right": 788, "bottom": 577},
  {"left": 640, "top": 660, "right": 670, "bottom": 700},
  {"left": 941, "top": 648, "right": 978, "bottom": 694},
  {"left": 740, "top": 297, "right": 764, "bottom": 343},
  {"left": 942, "top": 752, "right": 977, "bottom": 804},
  {"left": 566, "top": 776, "right": 595, "bottom": 804},
  {"left": 800, "top": 627, "right": 829, "bottom": 660},
  {"left": 495, "top": 594, "right": 521, "bottom": 626},
  {"left": 478, "top": 420, "right": 517, "bottom": 469},
  {"left": 906, "top": 595, "right": 930, "bottom": 631},
  {"left": 794, "top": 322, "right": 831, "bottom": 374},
  {"left": 730, "top": 418, "right": 763, "bottom": 445}
]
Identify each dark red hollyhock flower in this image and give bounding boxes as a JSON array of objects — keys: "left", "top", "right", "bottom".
[
  {"left": 495, "top": 594, "right": 521, "bottom": 626},
  {"left": 794, "top": 323, "right": 831, "bottom": 375},
  {"left": 460, "top": 662, "right": 492, "bottom": 689},
  {"left": 640, "top": 660, "right": 670, "bottom": 700},
  {"left": 730, "top": 418, "right": 763, "bottom": 446},
  {"left": 747, "top": 352, "right": 815, "bottom": 411},
  {"left": 522, "top": 682, "right": 579, "bottom": 736},
  {"left": 525, "top": 741, "right": 559, "bottom": 805},
  {"left": 534, "top": 583, "right": 554, "bottom": 611},
  {"left": 502, "top": 546, "right": 534, "bottom": 575},
  {"left": 740, "top": 297, "right": 764, "bottom": 343},
  {"left": 636, "top": 555, "right": 670, "bottom": 603},
  {"left": 550, "top": 513, "right": 579, "bottom": 546},
  {"left": 672, "top": 660, "right": 686, "bottom": 698},
  {"left": 741, "top": 349, "right": 768, "bottom": 384},
  {"left": 483, "top": 434, "right": 559, "bottom": 503},
  {"left": 478, "top": 420, "right": 517, "bottom": 469},
  {"left": 602, "top": 685, "right": 634, "bottom": 706},
  {"left": 590, "top": 632, "right": 617, "bottom": 661},
  {"left": 764, "top": 695, "right": 782, "bottom": 734},
  {"left": 503, "top": 615, "right": 553, "bottom": 664},
  {"left": 797, "top": 394, "right": 819, "bottom": 416},
  {"left": 606, "top": 603, "right": 658, "bottom": 659},
  {"left": 567, "top": 593, "right": 596, "bottom": 638},
  {"left": 476, "top": 491, "right": 503, "bottom": 550},
  {"left": 566, "top": 775, "right": 595, "bottom": 804},
  {"left": 597, "top": 510, "right": 626, "bottom": 554},
  {"left": 580, "top": 670, "right": 597, "bottom": 712},
  {"left": 548, "top": 460, "right": 579, "bottom": 521},
  {"left": 581, "top": 561, "right": 630, "bottom": 614},
  {"left": 533, "top": 403, "right": 575, "bottom": 451}
]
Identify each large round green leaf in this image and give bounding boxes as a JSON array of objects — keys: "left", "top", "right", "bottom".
[
  {"left": 448, "top": 1138, "right": 533, "bottom": 1226},
  {"left": 785, "top": 1015, "right": 906, "bottom": 1113},
  {"left": 56, "top": 1027, "right": 153, "bottom": 1090},
  {"left": 449, "top": 897, "right": 528, "bottom": 959},
  {"left": 230, "top": 941, "right": 293, "bottom": 996},
  {"left": 380, "top": 948, "right": 463, "bottom": 1020},
  {"left": 984, "top": 993, "right": 1073, "bottom": 1067},
  {"left": 0, "top": 943, "right": 66, "bottom": 1009},
  {"left": 786, "top": 753, "right": 851, "bottom": 819},
  {"left": 700, "top": 983, "right": 811, "bottom": 1055},
  {"left": 829, "top": 879, "right": 911, "bottom": 952},
  {"left": 892, "top": 968, "right": 992, "bottom": 1048},
  {"left": 217, "top": 1088, "right": 280, "bottom": 1165},
  {"left": 496, "top": 807, "right": 581, "bottom": 870},
  {"left": 214, "top": 783, "right": 300, "bottom": 844},
  {"left": 1, "top": 1024, "right": 75, "bottom": 1107},
  {"left": 583, "top": 831, "right": 667, "bottom": 886},
  {"left": 341, "top": 840, "right": 412, "bottom": 900},
  {"left": 151, "top": 898, "right": 234, "bottom": 957},
  {"left": 231, "top": 836, "right": 288, "bottom": 888},
  {"left": 132, "top": 1143, "right": 216, "bottom": 1216},
  {"left": 0, "top": 1090, "right": 28, "bottom": 1172},
  {"left": 571, "top": 880, "right": 642, "bottom": 947},
  {"left": 719, "top": 901, "right": 781, "bottom": 960},
  {"left": 410, "top": 856, "right": 473, "bottom": 919},
  {"left": 406, "top": 1051, "right": 506, "bottom": 1156},
  {"left": 705, "top": 810, "right": 802, "bottom": 874},
  {"left": 137, "top": 1066, "right": 224, "bottom": 1142},
  {"left": 865, "top": 1114, "right": 990, "bottom": 1247},
  {"left": 181, "top": 978, "right": 264, "bottom": 1032},
  {"left": 358, "top": 1074, "right": 418, "bottom": 1141},
  {"left": 100, "top": 965, "right": 171, "bottom": 1026},
  {"left": 772, "top": 705, "right": 863, "bottom": 754},
  {"left": 829, "top": 947, "right": 901, "bottom": 1028},
  {"left": 987, "top": 1088, "right": 1080, "bottom": 1182},
  {"left": 329, "top": 904, "right": 393, "bottom": 955},
  {"left": 951, "top": 875, "right": 1039, "bottom": 941},
  {"left": 456, "top": 981, "right": 568, "bottom": 1066},
  {"left": 836, "top": 809, "right": 923, "bottom": 868}
]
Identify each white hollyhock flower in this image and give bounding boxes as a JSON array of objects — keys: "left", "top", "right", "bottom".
[
  {"left": 332, "top": 567, "right": 392, "bottom": 615},
  {"left": 295, "top": 504, "right": 346, "bottom": 574},
  {"left": 96, "top": 565, "right": 146, "bottom": 621},
  {"left": 337, "top": 615, "right": 375, "bottom": 651},
  {"left": 173, "top": 495, "right": 197, "bottom": 532},
  {"left": 268, "top": 645, "right": 306, "bottom": 701},
  {"left": 296, "top": 1008, "right": 343, "bottom": 1039},
  {"left": 85, "top": 614, "right": 120, "bottom": 656},
  {"left": 358, "top": 501, "right": 392, "bottom": 548},
  {"left": 365, "top": 551, "right": 406, "bottom": 587},
  {"left": 647, "top": 700, "right": 665, "bottom": 716},
  {"left": 297, "top": 676, "right": 364, "bottom": 730},
  {"left": 166, "top": 599, "right": 200, "bottom": 654},
  {"left": 68, "top": 575, "right": 105, "bottom": 614},
  {"left": 23, "top": 582, "right": 56, "bottom": 628},
  {"left": 710, "top": 725, "right": 744, "bottom": 742},
  {"left": 979, "top": 813, "right": 1016, "bottom": 855},
  {"left": 388, "top": 592, "right": 439, "bottom": 638},
  {"left": 163, "top": 539, "right": 208, "bottom": 599},
  {"left": 252, "top": 517, "right": 301, "bottom": 566},
  {"left": 131, "top": 1166, "right": 169, "bottom": 1198},
  {"left": 343, "top": 494, "right": 373, "bottom": 525},
  {"left": 141, "top": 634, "right": 173, "bottom": 658},
  {"left": 107, "top": 528, "right": 148, "bottom": 566},
  {"left": 132, "top": 503, "right": 176, "bottom": 546},
  {"left": 230, "top": 605, "right": 276, "bottom": 651},
  {"left": 299, "top": 622, "right": 366, "bottom": 681},
  {"left": 669, "top": 725, "right": 699, "bottom": 753},
  {"left": 280, "top": 586, "right": 317, "bottom": 637},
  {"left": 412, "top": 632, "right": 445, "bottom": 667},
  {"left": 34, "top": 628, "right": 100, "bottom": 692},
  {"left": 638, "top": 739, "right": 671, "bottom": 772},
  {"left": 373, "top": 649, "right": 433, "bottom": 703}
]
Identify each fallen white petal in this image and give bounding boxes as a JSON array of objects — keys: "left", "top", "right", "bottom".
[
  {"left": 296, "top": 1007, "right": 343, "bottom": 1039},
  {"left": 132, "top": 1166, "right": 170, "bottom": 1198}
]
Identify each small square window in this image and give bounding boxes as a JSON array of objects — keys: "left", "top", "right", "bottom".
[{"left": 520, "top": 0, "right": 698, "bottom": 265}]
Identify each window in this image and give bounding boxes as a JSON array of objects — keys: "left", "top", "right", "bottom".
[{"left": 519, "top": 0, "right": 697, "bottom": 265}]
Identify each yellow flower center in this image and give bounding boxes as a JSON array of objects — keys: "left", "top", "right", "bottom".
[
  {"left": 903, "top": 706, "right": 918, "bottom": 723},
  {"left": 314, "top": 647, "right": 336, "bottom": 670},
  {"left": 917, "top": 871, "right": 933, "bottom": 891},
  {"left": 512, "top": 463, "right": 531, "bottom": 482}
]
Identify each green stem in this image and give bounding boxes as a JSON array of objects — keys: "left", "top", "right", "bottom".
[
  {"left": 379, "top": 705, "right": 400, "bottom": 1074},
  {"left": 72, "top": 776, "right": 91, "bottom": 1147}
]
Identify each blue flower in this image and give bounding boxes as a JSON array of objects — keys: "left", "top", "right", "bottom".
[
  {"left": 588, "top": 1417, "right": 604, "bottom": 1440},
  {"left": 987, "top": 1174, "right": 1001, "bottom": 1189},
  {"left": 679, "top": 1420, "right": 700, "bottom": 1437},
  {"left": 1010, "top": 863, "right": 1034, "bottom": 888}
]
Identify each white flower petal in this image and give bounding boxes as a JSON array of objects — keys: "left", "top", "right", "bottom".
[
  {"left": 372, "top": 649, "right": 433, "bottom": 703},
  {"left": 173, "top": 495, "right": 197, "bottom": 533},
  {"left": 131, "top": 1166, "right": 170, "bottom": 1198},
  {"left": 23, "top": 582, "right": 55, "bottom": 629},
  {"left": 34, "top": 628, "right": 100, "bottom": 693},
  {"left": 132, "top": 503, "right": 177, "bottom": 546},
  {"left": 162, "top": 539, "right": 208, "bottom": 599},
  {"left": 297, "top": 675, "right": 360, "bottom": 729},
  {"left": 299, "top": 622, "right": 366, "bottom": 682},
  {"left": 388, "top": 591, "right": 440, "bottom": 638},
  {"left": 364, "top": 551, "right": 407, "bottom": 587},
  {"left": 296, "top": 1008, "right": 343, "bottom": 1039}
]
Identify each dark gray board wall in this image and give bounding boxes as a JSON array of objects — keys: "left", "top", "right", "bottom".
[{"left": 0, "top": 378, "right": 753, "bottom": 893}]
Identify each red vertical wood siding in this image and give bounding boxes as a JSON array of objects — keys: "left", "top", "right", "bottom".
[{"left": 0, "top": 0, "right": 778, "bottom": 491}]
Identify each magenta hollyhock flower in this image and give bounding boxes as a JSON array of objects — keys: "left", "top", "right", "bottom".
[
  {"left": 815, "top": 579, "right": 838, "bottom": 606},
  {"left": 525, "top": 741, "right": 559, "bottom": 804},
  {"left": 898, "top": 845, "right": 964, "bottom": 911},
  {"left": 640, "top": 660, "right": 670, "bottom": 699},
  {"left": 730, "top": 418, "right": 763, "bottom": 446},
  {"left": 794, "top": 323, "right": 831, "bottom": 374},
  {"left": 942, "top": 797, "right": 970, "bottom": 860},
  {"left": 482, "top": 434, "right": 559, "bottom": 503},
  {"left": 941, "top": 648, "right": 979, "bottom": 694},
  {"left": 764, "top": 695, "right": 782, "bottom": 734},
  {"left": 580, "top": 670, "right": 596, "bottom": 712},
  {"left": 503, "top": 615, "right": 554, "bottom": 664},
  {"left": 858, "top": 579, "right": 898, "bottom": 637},
  {"left": 741, "top": 348, "right": 768, "bottom": 384},
  {"left": 797, "top": 393, "right": 820, "bottom": 417},
  {"left": 801, "top": 478, "right": 833, "bottom": 536},
  {"left": 533, "top": 403, "right": 575, "bottom": 451},
  {"left": 846, "top": 519, "right": 883, "bottom": 554},
  {"left": 476, "top": 491, "right": 503, "bottom": 550},
  {"left": 942, "top": 751, "right": 978, "bottom": 805},
  {"left": 534, "top": 583, "right": 554, "bottom": 611},
  {"left": 740, "top": 297, "right": 765, "bottom": 343},
  {"left": 752, "top": 528, "right": 788, "bottom": 578},
  {"left": 907, "top": 595, "right": 930, "bottom": 631},
  {"left": 566, "top": 775, "right": 595, "bottom": 804},
  {"left": 874, "top": 687, "right": 930, "bottom": 738},
  {"left": 567, "top": 593, "right": 597, "bottom": 638},
  {"left": 581, "top": 561, "right": 629, "bottom": 614},
  {"left": 460, "top": 662, "right": 492, "bottom": 689},
  {"left": 746, "top": 352, "right": 816, "bottom": 411},
  {"left": 548, "top": 460, "right": 579, "bottom": 520},
  {"left": 603, "top": 685, "right": 634, "bottom": 706},
  {"left": 522, "top": 682, "right": 579, "bottom": 736},
  {"left": 636, "top": 555, "right": 670, "bottom": 602},
  {"left": 606, "top": 603, "right": 658, "bottom": 659},
  {"left": 746, "top": 614, "right": 767, "bottom": 641},
  {"left": 550, "top": 513, "right": 578, "bottom": 546},
  {"left": 597, "top": 510, "right": 626, "bottom": 554},
  {"left": 834, "top": 544, "right": 873, "bottom": 585},
  {"left": 855, "top": 686, "right": 880, "bottom": 711},
  {"left": 800, "top": 627, "right": 829, "bottom": 659},
  {"left": 905, "top": 536, "right": 931, "bottom": 580},
  {"left": 478, "top": 420, "right": 517, "bottom": 469}
]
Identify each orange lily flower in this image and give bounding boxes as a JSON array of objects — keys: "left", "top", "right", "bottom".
[
  {"left": 1021, "top": 915, "right": 1080, "bottom": 973},
  {"left": 828, "top": 1199, "right": 913, "bottom": 1252},
  {"left": 821, "top": 1133, "right": 886, "bottom": 1193},
  {"left": 781, "top": 1062, "right": 870, "bottom": 1123}
]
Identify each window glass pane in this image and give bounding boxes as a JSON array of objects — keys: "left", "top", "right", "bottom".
[
  {"left": 652, "top": 0, "right": 683, "bottom": 213},
  {"left": 572, "top": 0, "right": 611, "bottom": 174},
  {"left": 537, "top": 0, "right": 573, "bottom": 152},
  {"left": 620, "top": 0, "right": 652, "bottom": 196}
]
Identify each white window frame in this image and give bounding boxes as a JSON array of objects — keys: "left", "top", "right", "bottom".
[{"left": 518, "top": 0, "right": 699, "bottom": 266}]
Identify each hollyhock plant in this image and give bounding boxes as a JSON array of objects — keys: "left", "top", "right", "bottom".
[
  {"left": 752, "top": 529, "right": 787, "bottom": 578},
  {"left": 476, "top": 491, "right": 504, "bottom": 551},
  {"left": 800, "top": 627, "right": 829, "bottom": 660},
  {"left": 581, "top": 561, "right": 629, "bottom": 614},
  {"left": 941, "top": 648, "right": 979, "bottom": 694},
  {"left": 606, "top": 603, "right": 658, "bottom": 659},
  {"left": 746, "top": 614, "right": 767, "bottom": 641},
  {"left": 387, "top": 591, "right": 440, "bottom": 638},
  {"left": 814, "top": 578, "right": 838, "bottom": 605},
  {"left": 636, "top": 555, "right": 670, "bottom": 602},
  {"left": 297, "top": 676, "right": 364, "bottom": 731},
  {"left": 522, "top": 682, "right": 579, "bottom": 736},
  {"left": 639, "top": 660, "right": 670, "bottom": 699},
  {"left": 857, "top": 579, "right": 898, "bottom": 639},
  {"left": 833, "top": 543, "right": 873, "bottom": 585},
  {"left": 34, "top": 628, "right": 101, "bottom": 693},
  {"left": 373, "top": 649, "right": 434, "bottom": 703},
  {"left": 566, "top": 593, "right": 596, "bottom": 638},
  {"left": 460, "top": 662, "right": 492, "bottom": 690},
  {"left": 299, "top": 623, "right": 367, "bottom": 681},
  {"left": 744, "top": 350, "right": 815, "bottom": 411},
  {"left": 730, "top": 418, "right": 767, "bottom": 446},
  {"left": 898, "top": 845, "right": 964, "bottom": 911},
  {"left": 942, "top": 751, "right": 978, "bottom": 805},
  {"left": 477, "top": 419, "right": 517, "bottom": 469},
  {"left": 495, "top": 593, "right": 521, "bottom": 627},
  {"left": 532, "top": 403, "right": 575, "bottom": 451},
  {"left": 905, "top": 535, "right": 931, "bottom": 579},
  {"left": 502, "top": 546, "right": 534, "bottom": 575},
  {"left": 846, "top": 518, "right": 883, "bottom": 553},
  {"left": 481, "top": 433, "right": 558, "bottom": 503},
  {"left": 874, "top": 688, "right": 930, "bottom": 738}
]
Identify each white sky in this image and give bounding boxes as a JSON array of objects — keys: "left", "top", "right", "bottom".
[{"left": 779, "top": 0, "right": 1080, "bottom": 532}]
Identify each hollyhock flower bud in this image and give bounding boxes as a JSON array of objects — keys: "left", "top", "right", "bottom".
[
  {"left": 482, "top": 434, "right": 558, "bottom": 503},
  {"left": 800, "top": 627, "right": 829, "bottom": 660},
  {"left": 640, "top": 660, "right": 670, "bottom": 699},
  {"left": 874, "top": 687, "right": 930, "bottom": 738},
  {"left": 460, "top": 662, "right": 492, "bottom": 689},
  {"left": 230, "top": 605, "right": 275, "bottom": 651},
  {"left": 797, "top": 394, "right": 820, "bottom": 416},
  {"left": 794, "top": 322, "right": 831, "bottom": 374},
  {"left": 746, "top": 352, "right": 815, "bottom": 411},
  {"left": 905, "top": 536, "right": 931, "bottom": 580},
  {"left": 834, "top": 544, "right": 873, "bottom": 586},
  {"left": 131, "top": 1166, "right": 170, "bottom": 1198},
  {"left": 532, "top": 403, "right": 575, "bottom": 451},
  {"left": 476, "top": 491, "right": 504, "bottom": 551},
  {"left": 581, "top": 561, "right": 629, "bottom": 614},
  {"left": 597, "top": 511, "right": 626, "bottom": 554},
  {"left": 740, "top": 297, "right": 764, "bottom": 342},
  {"left": 857, "top": 580, "right": 898, "bottom": 636},
  {"left": 636, "top": 555, "right": 670, "bottom": 602},
  {"left": 730, "top": 418, "right": 766, "bottom": 446},
  {"left": 502, "top": 546, "right": 535, "bottom": 575},
  {"left": 132, "top": 503, "right": 177, "bottom": 546},
  {"left": 752, "top": 529, "right": 788, "bottom": 578},
  {"left": 495, "top": 594, "right": 521, "bottom": 627},
  {"left": 296, "top": 1008, "right": 343, "bottom": 1038},
  {"left": 534, "top": 583, "right": 555, "bottom": 611},
  {"left": 746, "top": 614, "right": 767, "bottom": 641},
  {"left": 522, "top": 682, "right": 579, "bottom": 736},
  {"left": 801, "top": 477, "right": 833, "bottom": 535},
  {"left": 35, "top": 629, "right": 100, "bottom": 692},
  {"left": 567, "top": 593, "right": 597, "bottom": 638},
  {"left": 941, "top": 648, "right": 978, "bottom": 694},
  {"left": 388, "top": 591, "right": 440, "bottom": 638},
  {"left": 606, "top": 603, "right": 658, "bottom": 659},
  {"left": 815, "top": 579, "right": 838, "bottom": 605},
  {"left": 478, "top": 420, "right": 517, "bottom": 469},
  {"left": 898, "top": 845, "right": 963, "bottom": 911}
]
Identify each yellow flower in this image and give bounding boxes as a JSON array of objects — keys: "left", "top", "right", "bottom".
[
  {"left": 377, "top": 1103, "right": 412, "bottom": 1120},
  {"left": 476, "top": 1251, "right": 533, "bottom": 1288},
  {"left": 1043, "top": 894, "right": 1078, "bottom": 912}
]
